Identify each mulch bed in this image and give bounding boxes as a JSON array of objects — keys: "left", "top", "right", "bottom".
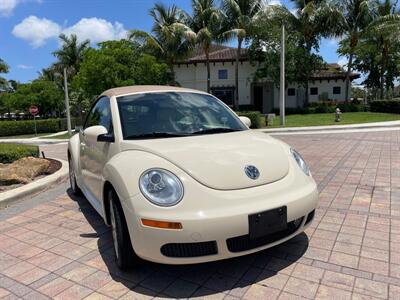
[{"left": 0, "top": 158, "right": 62, "bottom": 192}]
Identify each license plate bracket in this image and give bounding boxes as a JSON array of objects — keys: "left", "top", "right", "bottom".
[{"left": 248, "top": 206, "right": 287, "bottom": 240}]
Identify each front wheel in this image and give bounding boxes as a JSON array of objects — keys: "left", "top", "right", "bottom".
[
  {"left": 108, "top": 189, "right": 141, "bottom": 270},
  {"left": 68, "top": 156, "right": 81, "bottom": 195}
]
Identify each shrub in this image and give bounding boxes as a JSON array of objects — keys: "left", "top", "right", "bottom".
[
  {"left": 0, "top": 143, "right": 39, "bottom": 163},
  {"left": 0, "top": 118, "right": 78, "bottom": 137},
  {"left": 236, "top": 111, "right": 263, "bottom": 128},
  {"left": 315, "top": 103, "right": 336, "bottom": 113},
  {"left": 338, "top": 103, "right": 368, "bottom": 112},
  {"left": 370, "top": 100, "right": 400, "bottom": 114}
]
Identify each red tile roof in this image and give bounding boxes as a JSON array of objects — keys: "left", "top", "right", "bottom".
[{"left": 179, "top": 45, "right": 359, "bottom": 80}]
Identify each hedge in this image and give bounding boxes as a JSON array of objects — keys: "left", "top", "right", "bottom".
[
  {"left": 0, "top": 143, "right": 39, "bottom": 163},
  {"left": 0, "top": 118, "right": 78, "bottom": 137},
  {"left": 272, "top": 102, "right": 368, "bottom": 115},
  {"left": 237, "top": 111, "right": 263, "bottom": 128},
  {"left": 370, "top": 100, "right": 400, "bottom": 114}
]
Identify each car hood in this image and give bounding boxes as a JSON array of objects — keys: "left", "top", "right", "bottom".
[{"left": 120, "top": 131, "right": 289, "bottom": 190}]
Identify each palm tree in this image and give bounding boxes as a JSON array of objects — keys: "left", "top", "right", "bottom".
[
  {"left": 129, "top": 3, "right": 193, "bottom": 85},
  {"left": 178, "top": 0, "right": 221, "bottom": 93},
  {"left": 260, "top": 0, "right": 342, "bottom": 105},
  {"left": 367, "top": 0, "right": 400, "bottom": 98},
  {"left": 0, "top": 58, "right": 8, "bottom": 74},
  {"left": 221, "top": 0, "right": 261, "bottom": 110},
  {"left": 0, "top": 59, "right": 9, "bottom": 91},
  {"left": 53, "top": 34, "right": 90, "bottom": 80},
  {"left": 335, "top": 0, "right": 373, "bottom": 102},
  {"left": 52, "top": 34, "right": 90, "bottom": 123}
]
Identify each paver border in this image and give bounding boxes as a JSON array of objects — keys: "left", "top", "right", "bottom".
[{"left": 0, "top": 158, "right": 68, "bottom": 207}]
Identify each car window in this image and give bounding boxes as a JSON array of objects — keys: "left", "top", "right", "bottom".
[
  {"left": 117, "top": 92, "right": 247, "bottom": 139},
  {"left": 84, "top": 97, "right": 113, "bottom": 133}
]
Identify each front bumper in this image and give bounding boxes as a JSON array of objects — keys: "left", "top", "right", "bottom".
[{"left": 120, "top": 162, "right": 319, "bottom": 264}]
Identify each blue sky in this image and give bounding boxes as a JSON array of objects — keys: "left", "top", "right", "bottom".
[{"left": 0, "top": 0, "right": 343, "bottom": 83}]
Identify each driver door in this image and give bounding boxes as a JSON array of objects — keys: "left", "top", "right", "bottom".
[{"left": 80, "top": 96, "right": 113, "bottom": 204}]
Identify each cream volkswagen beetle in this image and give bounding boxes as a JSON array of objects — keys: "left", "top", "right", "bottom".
[{"left": 68, "top": 86, "right": 318, "bottom": 269}]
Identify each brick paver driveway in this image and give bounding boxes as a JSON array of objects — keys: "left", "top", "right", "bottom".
[{"left": 1, "top": 129, "right": 400, "bottom": 299}]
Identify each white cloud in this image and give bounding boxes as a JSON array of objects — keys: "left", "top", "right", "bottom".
[
  {"left": 12, "top": 16, "right": 61, "bottom": 47},
  {"left": 12, "top": 16, "right": 128, "bottom": 47},
  {"left": 17, "top": 64, "right": 33, "bottom": 69},
  {"left": 260, "top": 0, "right": 281, "bottom": 8},
  {"left": 0, "top": 0, "right": 17, "bottom": 15},
  {"left": 62, "top": 18, "right": 127, "bottom": 44},
  {"left": 338, "top": 57, "right": 348, "bottom": 71},
  {"left": 0, "top": 0, "right": 41, "bottom": 16}
]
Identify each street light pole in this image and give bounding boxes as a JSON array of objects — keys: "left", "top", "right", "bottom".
[
  {"left": 63, "top": 68, "right": 72, "bottom": 135},
  {"left": 280, "top": 24, "right": 286, "bottom": 127}
]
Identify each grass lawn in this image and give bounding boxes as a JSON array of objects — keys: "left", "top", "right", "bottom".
[{"left": 266, "top": 112, "right": 400, "bottom": 128}]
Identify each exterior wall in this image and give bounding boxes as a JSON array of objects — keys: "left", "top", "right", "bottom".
[
  {"left": 175, "top": 61, "right": 257, "bottom": 105},
  {"left": 175, "top": 62, "right": 351, "bottom": 111},
  {"left": 308, "top": 79, "right": 348, "bottom": 102}
]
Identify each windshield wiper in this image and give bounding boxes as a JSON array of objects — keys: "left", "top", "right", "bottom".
[
  {"left": 125, "top": 132, "right": 188, "bottom": 139},
  {"left": 191, "top": 128, "right": 243, "bottom": 135}
]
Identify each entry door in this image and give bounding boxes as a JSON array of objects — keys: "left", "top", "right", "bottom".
[
  {"left": 80, "top": 96, "right": 113, "bottom": 202},
  {"left": 253, "top": 86, "right": 263, "bottom": 112}
]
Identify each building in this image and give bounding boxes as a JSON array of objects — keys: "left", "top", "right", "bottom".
[{"left": 174, "top": 45, "right": 360, "bottom": 113}]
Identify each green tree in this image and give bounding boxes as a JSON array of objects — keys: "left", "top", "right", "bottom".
[
  {"left": 178, "top": 0, "right": 222, "bottom": 92},
  {"left": 1, "top": 80, "right": 64, "bottom": 116},
  {"left": 73, "top": 40, "right": 169, "bottom": 101},
  {"left": 53, "top": 34, "right": 90, "bottom": 80},
  {"left": 129, "top": 3, "right": 193, "bottom": 84},
  {"left": 336, "top": 0, "right": 373, "bottom": 102},
  {"left": 0, "top": 58, "right": 9, "bottom": 91},
  {"left": 249, "top": 21, "right": 324, "bottom": 97},
  {"left": 260, "top": 0, "right": 342, "bottom": 105},
  {"left": 221, "top": 0, "right": 261, "bottom": 110},
  {"left": 368, "top": 0, "right": 400, "bottom": 99}
]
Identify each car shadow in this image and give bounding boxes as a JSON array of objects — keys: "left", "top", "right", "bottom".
[{"left": 67, "top": 189, "right": 309, "bottom": 298}]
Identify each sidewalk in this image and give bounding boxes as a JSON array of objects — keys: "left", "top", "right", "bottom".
[
  {"left": 258, "top": 120, "right": 400, "bottom": 133},
  {"left": 0, "top": 131, "right": 69, "bottom": 144}
]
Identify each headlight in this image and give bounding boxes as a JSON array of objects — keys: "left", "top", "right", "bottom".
[
  {"left": 139, "top": 169, "right": 183, "bottom": 206},
  {"left": 291, "top": 148, "right": 310, "bottom": 176}
]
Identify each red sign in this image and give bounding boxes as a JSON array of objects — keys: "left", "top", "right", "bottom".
[{"left": 29, "top": 105, "right": 39, "bottom": 116}]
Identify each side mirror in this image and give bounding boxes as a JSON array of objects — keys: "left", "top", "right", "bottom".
[
  {"left": 83, "top": 125, "right": 114, "bottom": 143},
  {"left": 239, "top": 116, "right": 251, "bottom": 128}
]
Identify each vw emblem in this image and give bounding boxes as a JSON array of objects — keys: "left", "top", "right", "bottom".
[{"left": 244, "top": 165, "right": 260, "bottom": 180}]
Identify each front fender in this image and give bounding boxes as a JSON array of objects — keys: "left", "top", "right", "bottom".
[
  {"left": 68, "top": 134, "right": 82, "bottom": 181},
  {"left": 102, "top": 150, "right": 186, "bottom": 208}
]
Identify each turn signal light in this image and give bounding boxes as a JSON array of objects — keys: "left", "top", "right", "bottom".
[{"left": 141, "top": 219, "right": 182, "bottom": 230}]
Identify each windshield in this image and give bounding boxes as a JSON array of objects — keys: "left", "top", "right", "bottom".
[{"left": 117, "top": 92, "right": 247, "bottom": 139}]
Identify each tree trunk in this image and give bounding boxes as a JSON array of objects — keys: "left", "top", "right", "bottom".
[
  {"left": 169, "top": 63, "right": 175, "bottom": 86},
  {"left": 304, "top": 43, "right": 312, "bottom": 107},
  {"left": 205, "top": 49, "right": 211, "bottom": 93},
  {"left": 304, "top": 81, "right": 309, "bottom": 107},
  {"left": 77, "top": 102, "right": 83, "bottom": 126},
  {"left": 344, "top": 50, "right": 354, "bottom": 103},
  {"left": 234, "top": 38, "right": 242, "bottom": 111},
  {"left": 380, "top": 44, "right": 388, "bottom": 100}
]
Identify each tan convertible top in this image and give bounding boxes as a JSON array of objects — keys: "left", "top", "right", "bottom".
[{"left": 101, "top": 85, "right": 206, "bottom": 98}]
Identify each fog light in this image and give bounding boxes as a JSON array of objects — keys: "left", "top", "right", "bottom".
[{"left": 141, "top": 219, "right": 182, "bottom": 230}]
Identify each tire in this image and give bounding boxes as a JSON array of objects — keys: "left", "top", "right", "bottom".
[
  {"left": 108, "top": 189, "right": 141, "bottom": 270},
  {"left": 68, "top": 155, "right": 81, "bottom": 195}
]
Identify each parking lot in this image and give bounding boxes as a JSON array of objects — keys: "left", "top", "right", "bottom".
[{"left": 0, "top": 129, "right": 399, "bottom": 299}]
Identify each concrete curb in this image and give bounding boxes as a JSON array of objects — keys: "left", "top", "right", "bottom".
[
  {"left": 0, "top": 159, "right": 69, "bottom": 207},
  {"left": 0, "top": 140, "right": 68, "bottom": 145},
  {"left": 257, "top": 120, "right": 400, "bottom": 134}
]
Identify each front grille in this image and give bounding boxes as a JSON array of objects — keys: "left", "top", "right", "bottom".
[
  {"left": 305, "top": 210, "right": 315, "bottom": 225},
  {"left": 161, "top": 241, "right": 218, "bottom": 258},
  {"left": 227, "top": 217, "right": 304, "bottom": 253}
]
